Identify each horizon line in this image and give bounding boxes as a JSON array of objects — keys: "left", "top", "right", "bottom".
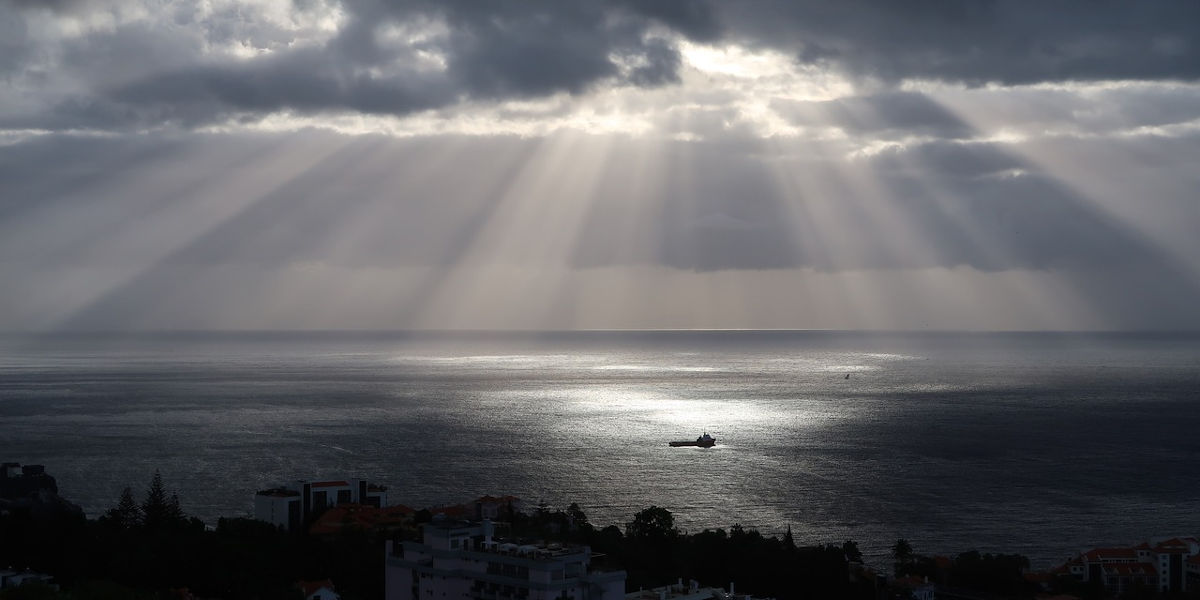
[{"left": 3, "top": 327, "right": 1199, "bottom": 336}]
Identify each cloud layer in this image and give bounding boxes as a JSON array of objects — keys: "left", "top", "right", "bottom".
[
  {"left": 4, "top": 1, "right": 1200, "bottom": 131},
  {"left": 2, "top": 1, "right": 1200, "bottom": 330}
]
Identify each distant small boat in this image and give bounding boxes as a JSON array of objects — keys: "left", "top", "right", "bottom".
[
  {"left": 669, "top": 432, "right": 716, "bottom": 448},
  {"left": 845, "top": 373, "right": 850, "bottom": 379}
]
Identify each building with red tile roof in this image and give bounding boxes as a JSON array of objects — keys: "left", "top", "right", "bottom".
[
  {"left": 1100, "top": 563, "right": 1157, "bottom": 596},
  {"left": 1063, "top": 535, "right": 1200, "bottom": 595},
  {"left": 297, "top": 579, "right": 340, "bottom": 600},
  {"left": 424, "top": 495, "right": 525, "bottom": 522},
  {"left": 890, "top": 575, "right": 936, "bottom": 600},
  {"left": 308, "top": 503, "right": 415, "bottom": 537}
]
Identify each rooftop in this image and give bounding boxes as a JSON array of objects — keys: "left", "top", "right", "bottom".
[
  {"left": 476, "top": 495, "right": 521, "bottom": 503},
  {"left": 424, "top": 517, "right": 480, "bottom": 531},
  {"left": 309, "top": 503, "right": 414, "bottom": 536},
  {"left": 256, "top": 487, "right": 301, "bottom": 498},
  {"left": 892, "top": 576, "right": 936, "bottom": 589},
  {"left": 297, "top": 579, "right": 336, "bottom": 597},
  {"left": 1151, "top": 537, "right": 1197, "bottom": 553},
  {"left": 473, "top": 540, "right": 586, "bottom": 560},
  {"left": 625, "top": 582, "right": 724, "bottom": 600},
  {"left": 1083, "top": 548, "right": 1138, "bottom": 561}
]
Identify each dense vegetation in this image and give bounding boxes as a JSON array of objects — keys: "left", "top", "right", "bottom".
[
  {"left": 510, "top": 504, "right": 868, "bottom": 599},
  {"left": 1, "top": 473, "right": 381, "bottom": 600},
  {"left": 1, "top": 473, "right": 1108, "bottom": 599}
]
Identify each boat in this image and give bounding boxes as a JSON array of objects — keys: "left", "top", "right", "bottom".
[{"left": 669, "top": 432, "right": 716, "bottom": 448}]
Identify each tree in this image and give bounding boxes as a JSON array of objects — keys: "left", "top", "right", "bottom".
[
  {"left": 167, "top": 493, "right": 185, "bottom": 523},
  {"left": 892, "top": 538, "right": 914, "bottom": 576},
  {"left": 566, "top": 503, "right": 592, "bottom": 534},
  {"left": 782, "top": 524, "right": 795, "bottom": 550},
  {"left": 141, "top": 471, "right": 183, "bottom": 529},
  {"left": 842, "top": 540, "right": 863, "bottom": 563},
  {"left": 626, "top": 506, "right": 678, "bottom": 541},
  {"left": 105, "top": 487, "right": 142, "bottom": 529}
]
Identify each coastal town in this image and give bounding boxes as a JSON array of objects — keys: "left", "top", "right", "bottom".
[
  {"left": 4, "top": 2, "right": 1198, "bottom": 599},
  {"left": 3, "top": 462, "right": 1199, "bottom": 600}
]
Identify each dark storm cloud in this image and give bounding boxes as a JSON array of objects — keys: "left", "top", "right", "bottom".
[
  {"left": 717, "top": 1, "right": 1200, "bottom": 85},
  {"left": 13, "top": 0, "right": 705, "bottom": 129},
  {"left": 625, "top": 37, "right": 683, "bottom": 87},
  {"left": 350, "top": 1, "right": 1200, "bottom": 95},
  {"left": 439, "top": 7, "right": 622, "bottom": 98},
  {"left": 102, "top": 54, "right": 453, "bottom": 127},
  {"left": 1, "top": 0, "right": 87, "bottom": 11},
  {"left": 6, "top": 1, "right": 1200, "bottom": 131}
]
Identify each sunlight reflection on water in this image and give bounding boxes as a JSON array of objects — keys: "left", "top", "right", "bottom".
[{"left": 2, "top": 331, "right": 1199, "bottom": 567}]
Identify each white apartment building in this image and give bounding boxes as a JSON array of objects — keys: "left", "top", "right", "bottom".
[
  {"left": 1137, "top": 537, "right": 1200, "bottom": 593},
  {"left": 254, "top": 478, "right": 388, "bottom": 531},
  {"left": 1070, "top": 536, "right": 1200, "bottom": 595},
  {"left": 385, "top": 519, "right": 626, "bottom": 600}
]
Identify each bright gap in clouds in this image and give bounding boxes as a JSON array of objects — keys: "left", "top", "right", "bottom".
[{"left": 201, "top": 38, "right": 858, "bottom": 140}]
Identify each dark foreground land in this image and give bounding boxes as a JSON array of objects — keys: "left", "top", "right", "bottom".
[{"left": 0, "top": 471, "right": 1187, "bottom": 600}]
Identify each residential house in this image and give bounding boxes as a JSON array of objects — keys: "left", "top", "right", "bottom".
[{"left": 254, "top": 478, "right": 388, "bottom": 531}]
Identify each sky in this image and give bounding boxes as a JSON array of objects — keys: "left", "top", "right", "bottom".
[{"left": 2, "top": 1, "right": 1199, "bottom": 331}]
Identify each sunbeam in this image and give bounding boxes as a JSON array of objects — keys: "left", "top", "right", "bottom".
[{"left": 1, "top": 4, "right": 1198, "bottom": 332}]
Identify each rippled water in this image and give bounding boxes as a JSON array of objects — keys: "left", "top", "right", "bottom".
[{"left": 2, "top": 330, "right": 1198, "bottom": 567}]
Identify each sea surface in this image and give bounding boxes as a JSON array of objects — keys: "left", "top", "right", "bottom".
[{"left": 2, "top": 330, "right": 1198, "bottom": 567}]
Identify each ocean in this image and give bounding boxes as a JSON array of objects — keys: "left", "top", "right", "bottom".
[{"left": 1, "top": 330, "right": 1198, "bottom": 567}]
